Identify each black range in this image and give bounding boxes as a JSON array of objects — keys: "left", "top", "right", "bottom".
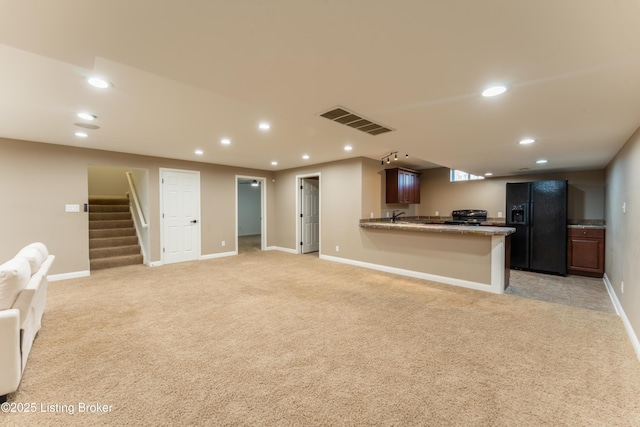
[{"left": 444, "top": 210, "right": 488, "bottom": 226}]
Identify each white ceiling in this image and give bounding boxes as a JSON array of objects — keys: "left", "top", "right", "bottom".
[{"left": 1, "top": 0, "right": 640, "bottom": 176}]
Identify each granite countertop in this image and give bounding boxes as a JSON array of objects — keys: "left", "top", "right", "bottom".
[
  {"left": 359, "top": 220, "right": 515, "bottom": 236},
  {"left": 360, "top": 216, "right": 507, "bottom": 226},
  {"left": 567, "top": 220, "right": 606, "bottom": 229}
]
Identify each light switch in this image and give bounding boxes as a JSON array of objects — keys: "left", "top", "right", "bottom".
[{"left": 65, "top": 204, "right": 80, "bottom": 213}]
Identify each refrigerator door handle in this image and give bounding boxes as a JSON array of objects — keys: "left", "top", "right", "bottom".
[{"left": 527, "top": 201, "right": 533, "bottom": 226}]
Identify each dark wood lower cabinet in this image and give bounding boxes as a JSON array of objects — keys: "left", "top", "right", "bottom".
[{"left": 567, "top": 228, "right": 605, "bottom": 278}]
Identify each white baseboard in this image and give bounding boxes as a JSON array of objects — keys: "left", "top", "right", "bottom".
[
  {"left": 48, "top": 270, "right": 90, "bottom": 282},
  {"left": 200, "top": 251, "right": 237, "bottom": 260},
  {"left": 603, "top": 273, "right": 640, "bottom": 361},
  {"left": 319, "top": 254, "right": 497, "bottom": 294},
  {"left": 148, "top": 261, "right": 163, "bottom": 267},
  {"left": 265, "top": 246, "right": 298, "bottom": 254}
]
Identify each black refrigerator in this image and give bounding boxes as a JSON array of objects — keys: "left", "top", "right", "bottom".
[{"left": 506, "top": 180, "right": 568, "bottom": 275}]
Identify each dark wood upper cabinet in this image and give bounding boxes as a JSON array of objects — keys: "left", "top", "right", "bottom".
[{"left": 386, "top": 168, "right": 421, "bottom": 204}]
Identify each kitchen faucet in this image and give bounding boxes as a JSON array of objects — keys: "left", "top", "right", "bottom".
[{"left": 391, "top": 210, "right": 406, "bottom": 223}]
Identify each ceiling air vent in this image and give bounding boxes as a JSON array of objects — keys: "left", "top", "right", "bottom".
[{"left": 319, "top": 106, "right": 394, "bottom": 135}]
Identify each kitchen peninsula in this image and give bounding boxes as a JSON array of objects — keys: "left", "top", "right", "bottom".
[{"left": 359, "top": 219, "right": 515, "bottom": 294}]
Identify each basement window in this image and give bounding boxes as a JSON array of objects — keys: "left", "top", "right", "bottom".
[{"left": 450, "top": 169, "right": 485, "bottom": 182}]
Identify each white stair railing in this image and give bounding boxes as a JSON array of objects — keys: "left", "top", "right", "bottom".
[{"left": 125, "top": 171, "right": 148, "bottom": 228}]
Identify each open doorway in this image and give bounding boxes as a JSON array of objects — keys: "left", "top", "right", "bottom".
[
  {"left": 236, "top": 176, "right": 266, "bottom": 253},
  {"left": 87, "top": 165, "right": 150, "bottom": 269},
  {"left": 297, "top": 174, "right": 320, "bottom": 254}
]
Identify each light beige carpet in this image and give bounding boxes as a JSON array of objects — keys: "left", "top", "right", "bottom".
[{"left": 6, "top": 251, "right": 640, "bottom": 426}]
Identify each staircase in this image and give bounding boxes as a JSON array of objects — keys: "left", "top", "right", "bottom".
[{"left": 89, "top": 196, "right": 143, "bottom": 270}]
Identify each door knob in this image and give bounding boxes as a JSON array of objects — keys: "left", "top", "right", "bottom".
[{"left": 191, "top": 220, "right": 198, "bottom": 224}]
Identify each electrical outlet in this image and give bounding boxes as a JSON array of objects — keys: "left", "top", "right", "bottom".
[
  {"left": 622, "top": 202, "right": 626, "bottom": 214},
  {"left": 498, "top": 211, "right": 503, "bottom": 218},
  {"left": 221, "top": 241, "right": 225, "bottom": 247},
  {"left": 65, "top": 204, "right": 80, "bottom": 212},
  {"left": 336, "top": 245, "right": 340, "bottom": 252},
  {"left": 370, "top": 212, "right": 374, "bottom": 218},
  {"left": 435, "top": 211, "right": 439, "bottom": 216},
  {"left": 621, "top": 281, "right": 624, "bottom": 293}
]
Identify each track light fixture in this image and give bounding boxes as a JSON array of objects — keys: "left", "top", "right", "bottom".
[{"left": 381, "top": 151, "right": 406, "bottom": 166}]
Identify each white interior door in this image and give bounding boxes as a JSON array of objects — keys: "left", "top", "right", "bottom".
[
  {"left": 301, "top": 178, "right": 319, "bottom": 253},
  {"left": 162, "top": 169, "right": 200, "bottom": 264}
]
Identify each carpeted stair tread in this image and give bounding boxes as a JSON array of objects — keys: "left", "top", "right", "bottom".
[
  {"left": 89, "top": 236, "right": 139, "bottom": 249},
  {"left": 89, "top": 212, "right": 132, "bottom": 221},
  {"left": 89, "top": 197, "right": 130, "bottom": 205},
  {"left": 89, "top": 219, "right": 135, "bottom": 230},
  {"left": 89, "top": 204, "right": 129, "bottom": 213},
  {"left": 90, "top": 254, "right": 143, "bottom": 270},
  {"left": 90, "top": 245, "right": 142, "bottom": 259},
  {"left": 89, "top": 228, "right": 136, "bottom": 239},
  {"left": 88, "top": 195, "right": 143, "bottom": 271}
]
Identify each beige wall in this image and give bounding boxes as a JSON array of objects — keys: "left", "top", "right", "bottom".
[
  {"left": 605, "top": 126, "right": 640, "bottom": 342},
  {"left": 270, "top": 157, "right": 493, "bottom": 285},
  {"left": 87, "top": 165, "right": 130, "bottom": 196},
  {"left": 418, "top": 167, "right": 606, "bottom": 221},
  {"left": 272, "top": 158, "right": 363, "bottom": 255},
  {"left": 0, "top": 137, "right": 274, "bottom": 275},
  {"left": 1, "top": 134, "right": 622, "bottom": 308},
  {"left": 362, "top": 158, "right": 383, "bottom": 218}
]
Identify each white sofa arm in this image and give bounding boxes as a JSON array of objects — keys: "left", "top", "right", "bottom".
[
  {"left": 0, "top": 309, "right": 22, "bottom": 396},
  {"left": 25, "top": 254, "right": 55, "bottom": 291}
]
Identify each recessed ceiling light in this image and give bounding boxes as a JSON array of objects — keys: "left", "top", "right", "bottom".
[
  {"left": 74, "top": 123, "right": 99, "bottom": 130},
  {"left": 519, "top": 138, "right": 535, "bottom": 145},
  {"left": 485, "top": 172, "right": 493, "bottom": 176},
  {"left": 536, "top": 159, "right": 548, "bottom": 164},
  {"left": 221, "top": 138, "right": 231, "bottom": 145},
  {"left": 271, "top": 161, "right": 278, "bottom": 166},
  {"left": 481, "top": 85, "right": 508, "bottom": 97},
  {"left": 302, "top": 154, "right": 309, "bottom": 160},
  {"left": 87, "top": 77, "right": 111, "bottom": 89},
  {"left": 75, "top": 132, "right": 88, "bottom": 138},
  {"left": 344, "top": 145, "right": 353, "bottom": 151},
  {"left": 259, "top": 122, "right": 271, "bottom": 130},
  {"left": 77, "top": 112, "right": 97, "bottom": 120},
  {"left": 195, "top": 150, "right": 204, "bottom": 155}
]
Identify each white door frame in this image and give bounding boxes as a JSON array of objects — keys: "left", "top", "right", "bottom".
[
  {"left": 159, "top": 168, "right": 201, "bottom": 265},
  {"left": 235, "top": 175, "right": 267, "bottom": 251},
  {"left": 296, "top": 172, "right": 321, "bottom": 254}
]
